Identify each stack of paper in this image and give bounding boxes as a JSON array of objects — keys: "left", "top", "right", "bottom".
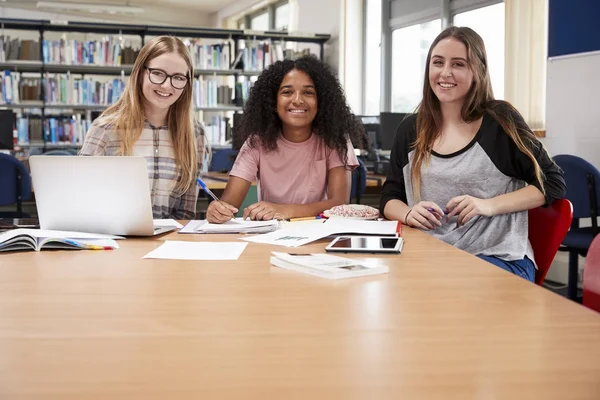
[
  {"left": 179, "top": 218, "right": 281, "bottom": 234},
  {"left": 270, "top": 251, "right": 389, "bottom": 279}
]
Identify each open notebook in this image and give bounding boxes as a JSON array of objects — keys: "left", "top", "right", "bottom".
[{"left": 0, "top": 229, "right": 121, "bottom": 252}]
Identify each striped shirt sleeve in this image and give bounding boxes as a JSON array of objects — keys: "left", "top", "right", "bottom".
[{"left": 79, "top": 124, "right": 109, "bottom": 156}]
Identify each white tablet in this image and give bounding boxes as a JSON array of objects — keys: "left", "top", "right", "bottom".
[{"left": 325, "top": 236, "right": 404, "bottom": 254}]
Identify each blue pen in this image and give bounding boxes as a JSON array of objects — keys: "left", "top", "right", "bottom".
[{"left": 196, "top": 178, "right": 220, "bottom": 202}]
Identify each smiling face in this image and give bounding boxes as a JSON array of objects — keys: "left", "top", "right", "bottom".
[
  {"left": 276, "top": 68, "right": 318, "bottom": 132},
  {"left": 141, "top": 52, "right": 189, "bottom": 113},
  {"left": 428, "top": 37, "right": 474, "bottom": 106}
]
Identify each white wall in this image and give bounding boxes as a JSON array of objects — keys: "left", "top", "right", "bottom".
[
  {"left": 215, "top": 0, "right": 364, "bottom": 113},
  {"left": 542, "top": 50, "right": 600, "bottom": 286},
  {"left": 543, "top": 51, "right": 600, "bottom": 169}
]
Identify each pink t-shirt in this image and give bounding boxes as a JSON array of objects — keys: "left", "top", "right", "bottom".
[{"left": 230, "top": 134, "right": 359, "bottom": 204}]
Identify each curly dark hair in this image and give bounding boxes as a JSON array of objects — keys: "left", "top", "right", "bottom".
[{"left": 239, "top": 55, "right": 367, "bottom": 166}]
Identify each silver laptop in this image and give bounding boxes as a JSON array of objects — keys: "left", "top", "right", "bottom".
[{"left": 29, "top": 156, "right": 177, "bottom": 236}]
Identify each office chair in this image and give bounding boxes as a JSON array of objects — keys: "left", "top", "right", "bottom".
[
  {"left": 351, "top": 158, "right": 367, "bottom": 204},
  {"left": 0, "top": 153, "right": 32, "bottom": 218},
  {"left": 554, "top": 154, "right": 600, "bottom": 300},
  {"left": 583, "top": 234, "right": 600, "bottom": 313},
  {"left": 209, "top": 148, "right": 237, "bottom": 173},
  {"left": 43, "top": 149, "right": 75, "bottom": 156},
  {"left": 528, "top": 198, "right": 573, "bottom": 285}
]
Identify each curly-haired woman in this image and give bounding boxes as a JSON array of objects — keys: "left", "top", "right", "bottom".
[{"left": 207, "top": 55, "right": 366, "bottom": 223}]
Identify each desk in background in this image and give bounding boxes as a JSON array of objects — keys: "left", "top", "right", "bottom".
[
  {"left": 0, "top": 227, "right": 599, "bottom": 398},
  {"left": 203, "top": 172, "right": 387, "bottom": 193}
]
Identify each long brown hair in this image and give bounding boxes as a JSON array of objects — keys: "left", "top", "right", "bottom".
[
  {"left": 411, "top": 26, "right": 544, "bottom": 200},
  {"left": 95, "top": 36, "right": 198, "bottom": 194}
]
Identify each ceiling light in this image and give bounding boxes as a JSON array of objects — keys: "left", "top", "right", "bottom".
[{"left": 36, "top": 2, "right": 144, "bottom": 15}]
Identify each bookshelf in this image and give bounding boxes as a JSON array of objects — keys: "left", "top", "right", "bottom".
[{"left": 0, "top": 17, "right": 330, "bottom": 151}]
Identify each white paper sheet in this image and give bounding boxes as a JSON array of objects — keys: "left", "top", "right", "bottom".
[
  {"left": 142, "top": 241, "right": 248, "bottom": 260},
  {"left": 153, "top": 219, "right": 184, "bottom": 229},
  {"left": 240, "top": 219, "right": 399, "bottom": 247}
]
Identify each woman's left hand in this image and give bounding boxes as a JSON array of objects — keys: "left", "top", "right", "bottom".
[
  {"left": 243, "top": 202, "right": 287, "bottom": 221},
  {"left": 446, "top": 195, "right": 495, "bottom": 227}
]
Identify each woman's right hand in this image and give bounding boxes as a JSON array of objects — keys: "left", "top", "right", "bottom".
[
  {"left": 405, "top": 201, "right": 444, "bottom": 230},
  {"left": 206, "top": 200, "right": 238, "bottom": 223}
]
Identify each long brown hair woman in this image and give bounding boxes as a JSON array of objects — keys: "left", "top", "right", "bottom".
[
  {"left": 80, "top": 36, "right": 207, "bottom": 219},
  {"left": 380, "top": 26, "right": 566, "bottom": 281}
]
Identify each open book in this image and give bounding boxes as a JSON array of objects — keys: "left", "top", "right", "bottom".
[
  {"left": 179, "top": 218, "right": 281, "bottom": 234},
  {"left": 0, "top": 229, "right": 121, "bottom": 252},
  {"left": 270, "top": 251, "right": 389, "bottom": 280}
]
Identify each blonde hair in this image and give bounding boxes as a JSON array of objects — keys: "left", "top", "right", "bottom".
[
  {"left": 411, "top": 26, "right": 544, "bottom": 201},
  {"left": 95, "top": 35, "right": 198, "bottom": 194}
]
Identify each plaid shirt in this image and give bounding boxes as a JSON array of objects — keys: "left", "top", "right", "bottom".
[{"left": 79, "top": 120, "right": 206, "bottom": 219}]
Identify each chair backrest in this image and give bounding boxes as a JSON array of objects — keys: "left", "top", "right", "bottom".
[
  {"left": 351, "top": 158, "right": 367, "bottom": 199},
  {"left": 553, "top": 154, "right": 600, "bottom": 220},
  {"left": 209, "top": 148, "right": 236, "bottom": 172},
  {"left": 528, "top": 198, "right": 573, "bottom": 285},
  {"left": 583, "top": 234, "right": 600, "bottom": 312},
  {"left": 43, "top": 150, "right": 75, "bottom": 156},
  {"left": 0, "top": 153, "right": 32, "bottom": 206}
]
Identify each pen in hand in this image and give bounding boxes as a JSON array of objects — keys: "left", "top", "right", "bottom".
[
  {"left": 197, "top": 178, "right": 237, "bottom": 221},
  {"left": 196, "top": 178, "right": 220, "bottom": 202}
]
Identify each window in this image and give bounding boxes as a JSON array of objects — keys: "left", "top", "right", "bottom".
[
  {"left": 453, "top": 2, "right": 505, "bottom": 99},
  {"left": 363, "top": 0, "right": 382, "bottom": 115},
  {"left": 275, "top": 3, "right": 289, "bottom": 31},
  {"left": 250, "top": 11, "right": 269, "bottom": 31},
  {"left": 391, "top": 19, "right": 441, "bottom": 112}
]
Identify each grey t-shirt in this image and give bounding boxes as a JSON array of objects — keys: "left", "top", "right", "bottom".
[{"left": 380, "top": 107, "right": 566, "bottom": 262}]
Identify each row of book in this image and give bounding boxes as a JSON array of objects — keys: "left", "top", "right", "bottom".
[
  {"left": 235, "top": 41, "right": 312, "bottom": 71},
  {"left": 187, "top": 40, "right": 231, "bottom": 70},
  {"left": 14, "top": 115, "right": 232, "bottom": 146},
  {"left": 204, "top": 115, "right": 229, "bottom": 146},
  {"left": 44, "top": 74, "right": 125, "bottom": 105},
  {"left": 0, "top": 37, "right": 40, "bottom": 62},
  {"left": 0, "top": 37, "right": 316, "bottom": 70},
  {"left": 16, "top": 116, "right": 91, "bottom": 145},
  {"left": 1, "top": 70, "right": 254, "bottom": 107},
  {"left": 1, "top": 70, "right": 21, "bottom": 104},
  {"left": 42, "top": 38, "right": 140, "bottom": 66},
  {"left": 193, "top": 78, "right": 233, "bottom": 108}
]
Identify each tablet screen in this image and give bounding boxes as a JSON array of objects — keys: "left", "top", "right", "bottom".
[{"left": 329, "top": 236, "right": 401, "bottom": 251}]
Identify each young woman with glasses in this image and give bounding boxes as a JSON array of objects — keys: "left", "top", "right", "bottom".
[{"left": 80, "top": 36, "right": 207, "bottom": 219}]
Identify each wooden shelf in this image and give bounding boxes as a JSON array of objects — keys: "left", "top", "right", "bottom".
[
  {"left": 0, "top": 101, "right": 44, "bottom": 109},
  {"left": 44, "top": 63, "right": 133, "bottom": 75},
  {"left": 0, "top": 60, "right": 43, "bottom": 72}
]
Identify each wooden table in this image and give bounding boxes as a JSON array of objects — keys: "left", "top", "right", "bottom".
[{"left": 1, "top": 227, "right": 600, "bottom": 399}]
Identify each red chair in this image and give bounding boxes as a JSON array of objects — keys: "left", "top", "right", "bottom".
[
  {"left": 528, "top": 198, "right": 573, "bottom": 285},
  {"left": 583, "top": 234, "right": 600, "bottom": 312}
]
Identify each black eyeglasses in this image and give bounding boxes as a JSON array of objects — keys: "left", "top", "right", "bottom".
[{"left": 145, "top": 67, "right": 189, "bottom": 89}]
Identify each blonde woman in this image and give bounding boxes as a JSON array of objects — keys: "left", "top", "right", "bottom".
[
  {"left": 380, "top": 27, "right": 566, "bottom": 281},
  {"left": 80, "top": 36, "right": 206, "bottom": 219}
]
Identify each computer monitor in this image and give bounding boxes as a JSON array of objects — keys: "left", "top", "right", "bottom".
[
  {"left": 379, "top": 112, "right": 409, "bottom": 151},
  {"left": 356, "top": 115, "right": 379, "bottom": 150},
  {"left": 0, "top": 110, "right": 15, "bottom": 150}
]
